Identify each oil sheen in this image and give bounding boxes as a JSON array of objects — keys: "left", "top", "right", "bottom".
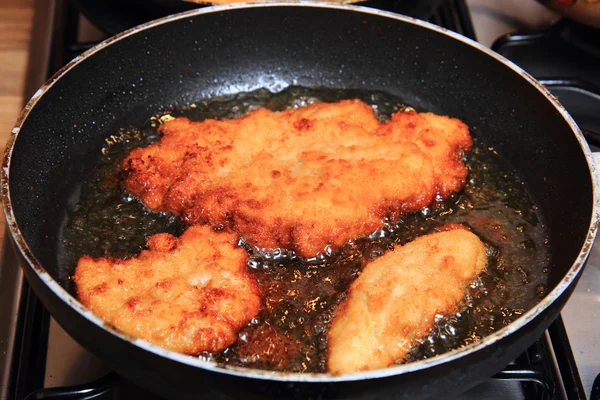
[{"left": 59, "top": 87, "right": 550, "bottom": 373}]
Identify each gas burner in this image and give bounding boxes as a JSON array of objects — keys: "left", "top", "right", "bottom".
[
  {"left": 538, "top": 79, "right": 600, "bottom": 141},
  {"left": 492, "top": 19, "right": 600, "bottom": 88},
  {"left": 71, "top": 0, "right": 450, "bottom": 36}
]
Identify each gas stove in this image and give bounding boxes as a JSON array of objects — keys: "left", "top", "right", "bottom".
[{"left": 1, "top": 1, "right": 599, "bottom": 399}]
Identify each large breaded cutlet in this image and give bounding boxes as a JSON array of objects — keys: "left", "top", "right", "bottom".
[
  {"left": 327, "top": 227, "right": 488, "bottom": 374},
  {"left": 123, "top": 100, "right": 471, "bottom": 258},
  {"left": 74, "top": 225, "right": 261, "bottom": 355}
]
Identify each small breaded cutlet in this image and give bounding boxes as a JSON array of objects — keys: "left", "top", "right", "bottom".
[
  {"left": 327, "top": 226, "right": 487, "bottom": 374},
  {"left": 74, "top": 225, "right": 261, "bottom": 355}
]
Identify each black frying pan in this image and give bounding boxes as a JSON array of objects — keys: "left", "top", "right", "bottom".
[{"left": 2, "top": 3, "right": 598, "bottom": 399}]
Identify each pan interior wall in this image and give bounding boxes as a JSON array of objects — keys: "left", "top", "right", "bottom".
[{"left": 8, "top": 5, "right": 592, "bottom": 293}]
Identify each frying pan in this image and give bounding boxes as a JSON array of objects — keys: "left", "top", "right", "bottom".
[{"left": 2, "top": 3, "right": 598, "bottom": 399}]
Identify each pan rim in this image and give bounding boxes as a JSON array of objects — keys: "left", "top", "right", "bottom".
[{"left": 2, "top": 1, "right": 598, "bottom": 383}]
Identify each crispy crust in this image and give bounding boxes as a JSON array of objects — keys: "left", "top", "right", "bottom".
[
  {"left": 327, "top": 227, "right": 488, "bottom": 374},
  {"left": 123, "top": 100, "right": 471, "bottom": 258},
  {"left": 73, "top": 225, "right": 261, "bottom": 355}
]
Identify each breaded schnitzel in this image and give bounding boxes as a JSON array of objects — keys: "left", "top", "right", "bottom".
[
  {"left": 73, "top": 225, "right": 261, "bottom": 355},
  {"left": 327, "top": 227, "right": 488, "bottom": 374},
  {"left": 123, "top": 100, "right": 471, "bottom": 258}
]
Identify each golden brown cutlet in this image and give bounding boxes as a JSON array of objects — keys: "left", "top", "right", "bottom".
[
  {"left": 327, "top": 226, "right": 488, "bottom": 374},
  {"left": 73, "top": 225, "right": 261, "bottom": 355},
  {"left": 123, "top": 100, "right": 472, "bottom": 258}
]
